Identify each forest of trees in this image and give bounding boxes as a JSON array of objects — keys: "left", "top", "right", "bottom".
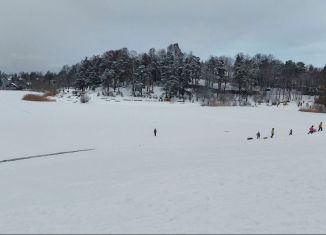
[{"left": 1, "top": 43, "right": 326, "bottom": 106}]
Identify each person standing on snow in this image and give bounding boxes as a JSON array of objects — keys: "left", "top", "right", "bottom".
[
  {"left": 289, "top": 129, "right": 293, "bottom": 135},
  {"left": 154, "top": 128, "right": 157, "bottom": 136},
  {"left": 271, "top": 128, "right": 275, "bottom": 138},
  {"left": 256, "top": 131, "right": 261, "bottom": 139},
  {"left": 318, "top": 122, "right": 323, "bottom": 132}
]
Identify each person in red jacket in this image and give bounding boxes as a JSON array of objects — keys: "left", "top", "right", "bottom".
[{"left": 308, "top": 125, "right": 316, "bottom": 134}]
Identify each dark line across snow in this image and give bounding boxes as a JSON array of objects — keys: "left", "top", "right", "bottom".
[{"left": 0, "top": 149, "right": 95, "bottom": 164}]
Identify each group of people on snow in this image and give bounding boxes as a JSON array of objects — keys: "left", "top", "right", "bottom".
[
  {"left": 154, "top": 122, "right": 323, "bottom": 139},
  {"left": 255, "top": 122, "right": 323, "bottom": 139},
  {"left": 256, "top": 127, "right": 275, "bottom": 139},
  {"left": 308, "top": 122, "right": 323, "bottom": 134}
]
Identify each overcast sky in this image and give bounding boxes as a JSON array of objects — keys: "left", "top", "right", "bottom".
[{"left": 0, "top": 0, "right": 326, "bottom": 73}]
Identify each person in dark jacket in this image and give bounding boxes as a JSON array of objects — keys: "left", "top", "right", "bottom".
[
  {"left": 154, "top": 128, "right": 157, "bottom": 136},
  {"left": 271, "top": 128, "right": 275, "bottom": 138},
  {"left": 256, "top": 131, "right": 261, "bottom": 139},
  {"left": 289, "top": 129, "right": 293, "bottom": 135}
]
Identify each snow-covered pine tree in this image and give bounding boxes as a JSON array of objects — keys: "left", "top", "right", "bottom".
[
  {"left": 100, "top": 68, "right": 115, "bottom": 94},
  {"left": 234, "top": 53, "right": 248, "bottom": 94},
  {"left": 162, "top": 43, "right": 185, "bottom": 98}
]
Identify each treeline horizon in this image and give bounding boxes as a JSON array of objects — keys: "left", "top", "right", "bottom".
[{"left": 1, "top": 43, "right": 326, "bottom": 104}]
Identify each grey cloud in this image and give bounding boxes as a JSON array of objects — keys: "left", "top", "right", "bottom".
[{"left": 0, "top": 0, "right": 326, "bottom": 73}]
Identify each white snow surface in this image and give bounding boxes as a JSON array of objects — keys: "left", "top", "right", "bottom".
[{"left": 0, "top": 90, "right": 325, "bottom": 233}]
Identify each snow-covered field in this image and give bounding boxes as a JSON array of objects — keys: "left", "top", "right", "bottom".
[{"left": 0, "top": 90, "right": 325, "bottom": 233}]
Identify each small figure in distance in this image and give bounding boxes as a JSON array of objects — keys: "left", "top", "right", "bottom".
[
  {"left": 289, "top": 129, "right": 293, "bottom": 135},
  {"left": 308, "top": 125, "right": 316, "bottom": 134},
  {"left": 256, "top": 131, "right": 261, "bottom": 139},
  {"left": 271, "top": 128, "right": 275, "bottom": 138},
  {"left": 154, "top": 128, "right": 157, "bottom": 137},
  {"left": 318, "top": 122, "right": 323, "bottom": 132}
]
